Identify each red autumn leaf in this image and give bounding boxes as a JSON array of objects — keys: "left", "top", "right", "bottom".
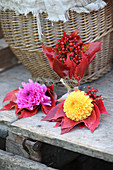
[
  {"left": 71, "top": 29, "right": 83, "bottom": 45},
  {"left": 61, "top": 116, "right": 80, "bottom": 129},
  {"left": 42, "top": 44, "right": 56, "bottom": 68},
  {"left": 83, "top": 42, "right": 103, "bottom": 64},
  {"left": 60, "top": 126, "right": 75, "bottom": 135},
  {"left": 42, "top": 44, "right": 72, "bottom": 79},
  {"left": 65, "top": 54, "right": 76, "bottom": 79},
  {"left": 0, "top": 101, "right": 16, "bottom": 111},
  {"left": 54, "top": 102, "right": 65, "bottom": 120},
  {"left": 54, "top": 120, "right": 62, "bottom": 127},
  {"left": 74, "top": 54, "right": 89, "bottom": 81},
  {"left": 78, "top": 123, "right": 85, "bottom": 129},
  {"left": 3, "top": 89, "right": 19, "bottom": 103},
  {"left": 41, "top": 102, "right": 62, "bottom": 121},
  {"left": 42, "top": 44, "right": 70, "bottom": 78},
  {"left": 15, "top": 104, "right": 23, "bottom": 115},
  {"left": 61, "top": 116, "right": 80, "bottom": 135},
  {"left": 53, "top": 58, "right": 70, "bottom": 78},
  {"left": 84, "top": 103, "right": 100, "bottom": 132},
  {"left": 95, "top": 98, "right": 109, "bottom": 115},
  {"left": 18, "top": 106, "right": 39, "bottom": 119},
  {"left": 70, "top": 29, "right": 78, "bottom": 38},
  {"left": 41, "top": 84, "right": 57, "bottom": 114}
]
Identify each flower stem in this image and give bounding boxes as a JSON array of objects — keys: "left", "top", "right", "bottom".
[{"left": 60, "top": 78, "right": 79, "bottom": 92}]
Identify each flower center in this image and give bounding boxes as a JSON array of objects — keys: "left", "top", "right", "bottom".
[{"left": 63, "top": 90, "right": 94, "bottom": 121}]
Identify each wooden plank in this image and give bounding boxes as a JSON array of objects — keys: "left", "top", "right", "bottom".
[
  {"left": 0, "top": 149, "right": 55, "bottom": 170},
  {"left": 0, "top": 65, "right": 113, "bottom": 163},
  {"left": 6, "top": 132, "right": 79, "bottom": 168}
]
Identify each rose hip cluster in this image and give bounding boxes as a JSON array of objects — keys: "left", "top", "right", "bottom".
[
  {"left": 54, "top": 32, "right": 86, "bottom": 64},
  {"left": 86, "top": 86, "right": 101, "bottom": 100}
]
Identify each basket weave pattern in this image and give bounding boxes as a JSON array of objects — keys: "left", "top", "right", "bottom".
[{"left": 0, "top": 0, "right": 113, "bottom": 85}]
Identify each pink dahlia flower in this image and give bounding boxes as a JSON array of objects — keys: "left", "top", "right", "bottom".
[{"left": 16, "top": 79, "right": 51, "bottom": 110}]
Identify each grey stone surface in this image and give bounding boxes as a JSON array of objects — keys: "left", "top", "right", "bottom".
[
  {"left": 0, "top": 149, "right": 55, "bottom": 170},
  {"left": 0, "top": 65, "right": 113, "bottom": 163}
]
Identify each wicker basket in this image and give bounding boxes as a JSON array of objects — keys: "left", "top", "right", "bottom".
[{"left": 0, "top": 0, "right": 113, "bottom": 85}]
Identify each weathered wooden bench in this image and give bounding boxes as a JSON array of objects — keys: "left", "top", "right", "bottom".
[{"left": 0, "top": 65, "right": 113, "bottom": 169}]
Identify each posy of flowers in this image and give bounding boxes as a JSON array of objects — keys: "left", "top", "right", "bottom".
[
  {"left": 42, "top": 29, "right": 109, "bottom": 134},
  {"left": 0, "top": 30, "right": 109, "bottom": 134},
  {"left": 0, "top": 79, "right": 56, "bottom": 119},
  {"left": 42, "top": 30, "right": 102, "bottom": 90},
  {"left": 42, "top": 86, "right": 109, "bottom": 134}
]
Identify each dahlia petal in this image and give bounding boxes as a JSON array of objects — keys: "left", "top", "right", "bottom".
[
  {"left": 95, "top": 98, "right": 109, "bottom": 115},
  {"left": 41, "top": 84, "right": 47, "bottom": 93},
  {"left": 3, "top": 89, "right": 19, "bottom": 103},
  {"left": 83, "top": 41, "right": 103, "bottom": 64},
  {"left": 18, "top": 107, "right": 39, "bottom": 119},
  {"left": 28, "top": 79, "right": 33, "bottom": 83},
  {"left": 42, "top": 102, "right": 51, "bottom": 106},
  {"left": 41, "top": 102, "right": 62, "bottom": 121},
  {"left": 0, "top": 101, "right": 16, "bottom": 111},
  {"left": 83, "top": 103, "right": 100, "bottom": 132}
]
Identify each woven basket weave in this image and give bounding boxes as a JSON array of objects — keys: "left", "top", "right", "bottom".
[{"left": 0, "top": 0, "right": 113, "bottom": 85}]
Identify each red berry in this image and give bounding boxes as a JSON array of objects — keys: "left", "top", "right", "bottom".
[
  {"left": 81, "top": 47, "right": 84, "bottom": 50},
  {"left": 69, "top": 43, "right": 73, "bottom": 46},
  {"left": 61, "top": 42, "right": 64, "bottom": 45},
  {"left": 77, "top": 46, "right": 80, "bottom": 49}
]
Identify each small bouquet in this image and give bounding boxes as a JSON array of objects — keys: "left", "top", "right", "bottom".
[
  {"left": 42, "top": 30, "right": 102, "bottom": 91},
  {"left": 42, "top": 30, "right": 109, "bottom": 134},
  {"left": 42, "top": 86, "right": 109, "bottom": 134},
  {"left": 0, "top": 79, "right": 56, "bottom": 119}
]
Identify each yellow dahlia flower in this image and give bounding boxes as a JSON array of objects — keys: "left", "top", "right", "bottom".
[{"left": 63, "top": 90, "right": 94, "bottom": 121}]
